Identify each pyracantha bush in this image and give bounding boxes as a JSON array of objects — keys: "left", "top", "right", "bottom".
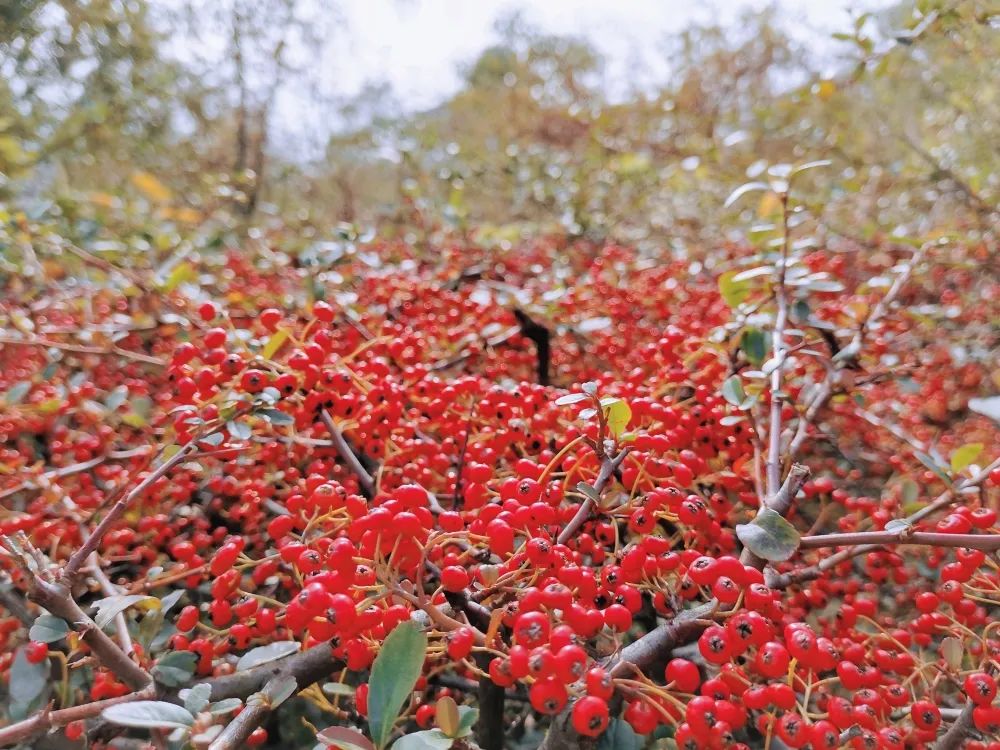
[{"left": 0, "top": 202, "right": 999, "bottom": 750}]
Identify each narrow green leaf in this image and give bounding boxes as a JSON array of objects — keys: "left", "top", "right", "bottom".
[
  {"left": 236, "top": 641, "right": 300, "bottom": 671},
  {"left": 102, "top": 701, "right": 195, "bottom": 730},
  {"left": 390, "top": 731, "right": 453, "bottom": 750},
  {"left": 554, "top": 393, "right": 588, "bottom": 406},
  {"left": 369, "top": 621, "right": 428, "bottom": 750},
  {"left": 721, "top": 376, "right": 746, "bottom": 407},
  {"left": 92, "top": 594, "right": 159, "bottom": 629}
]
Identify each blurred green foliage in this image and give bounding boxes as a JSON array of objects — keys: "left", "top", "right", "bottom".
[{"left": 0, "top": 0, "right": 997, "bottom": 256}]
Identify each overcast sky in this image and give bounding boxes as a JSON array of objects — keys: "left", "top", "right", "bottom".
[
  {"left": 222, "top": 0, "right": 893, "bottom": 154},
  {"left": 323, "top": 0, "right": 888, "bottom": 109}
]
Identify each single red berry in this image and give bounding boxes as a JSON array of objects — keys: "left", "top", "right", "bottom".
[
  {"left": 197, "top": 301, "right": 217, "bottom": 321},
  {"left": 572, "top": 696, "right": 610, "bottom": 737},
  {"left": 964, "top": 673, "right": 997, "bottom": 705},
  {"left": 24, "top": 641, "right": 49, "bottom": 664},
  {"left": 666, "top": 658, "right": 701, "bottom": 693}
]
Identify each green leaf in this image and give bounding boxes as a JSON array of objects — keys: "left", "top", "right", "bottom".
[
  {"left": 455, "top": 706, "right": 478, "bottom": 738},
  {"left": 92, "top": 594, "right": 159, "bottom": 629},
  {"left": 741, "top": 328, "right": 770, "bottom": 366},
  {"left": 5, "top": 381, "right": 31, "bottom": 405},
  {"left": 160, "top": 589, "right": 185, "bottom": 614},
  {"left": 718, "top": 271, "right": 752, "bottom": 309},
  {"left": 152, "top": 651, "right": 198, "bottom": 687},
  {"left": 604, "top": 399, "right": 631, "bottom": 438},
  {"left": 208, "top": 698, "right": 243, "bottom": 715},
  {"left": 260, "top": 408, "right": 294, "bottom": 426},
  {"left": 950, "top": 443, "right": 984, "bottom": 474},
  {"left": 914, "top": 451, "right": 950, "bottom": 482},
  {"left": 199, "top": 431, "right": 225, "bottom": 447},
  {"left": 436, "top": 696, "right": 459, "bottom": 737},
  {"left": 236, "top": 641, "right": 300, "bottom": 671},
  {"left": 322, "top": 682, "right": 357, "bottom": 698},
  {"left": 721, "top": 376, "right": 746, "bottom": 407},
  {"left": 317, "top": 726, "right": 376, "bottom": 750},
  {"left": 264, "top": 674, "right": 298, "bottom": 708},
  {"left": 390, "top": 731, "right": 454, "bottom": 750},
  {"left": 9, "top": 645, "right": 49, "bottom": 720},
  {"left": 181, "top": 683, "right": 212, "bottom": 714},
  {"left": 598, "top": 718, "right": 642, "bottom": 750},
  {"left": 29, "top": 614, "right": 69, "bottom": 643},
  {"left": 227, "top": 420, "right": 252, "bottom": 440},
  {"left": 102, "top": 701, "right": 195, "bottom": 730},
  {"left": 899, "top": 479, "right": 919, "bottom": 505},
  {"left": 160, "top": 261, "right": 196, "bottom": 293},
  {"left": 735, "top": 508, "right": 801, "bottom": 562},
  {"left": 368, "top": 621, "right": 428, "bottom": 750}
]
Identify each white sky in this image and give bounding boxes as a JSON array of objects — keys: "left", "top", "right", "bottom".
[
  {"left": 323, "top": 0, "right": 888, "bottom": 110},
  {"left": 211, "top": 0, "right": 892, "bottom": 154}
]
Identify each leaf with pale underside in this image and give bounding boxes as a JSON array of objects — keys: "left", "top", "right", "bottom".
[{"left": 736, "top": 508, "right": 800, "bottom": 562}]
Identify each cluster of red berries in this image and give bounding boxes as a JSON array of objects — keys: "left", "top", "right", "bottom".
[{"left": 1, "top": 238, "right": 998, "bottom": 749}]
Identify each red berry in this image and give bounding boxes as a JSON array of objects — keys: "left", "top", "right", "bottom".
[
  {"left": 24, "top": 641, "right": 49, "bottom": 664},
  {"left": 572, "top": 695, "right": 610, "bottom": 737}
]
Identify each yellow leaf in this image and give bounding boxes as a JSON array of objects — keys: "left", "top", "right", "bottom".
[
  {"left": 436, "top": 696, "right": 459, "bottom": 737},
  {"left": 131, "top": 171, "right": 173, "bottom": 203},
  {"left": 121, "top": 412, "right": 148, "bottom": 428},
  {"left": 161, "top": 206, "right": 202, "bottom": 224},
  {"left": 37, "top": 399, "right": 63, "bottom": 414},
  {"left": 89, "top": 192, "right": 119, "bottom": 209},
  {"left": 261, "top": 329, "right": 290, "bottom": 360},
  {"left": 605, "top": 399, "right": 632, "bottom": 438},
  {"left": 756, "top": 191, "right": 782, "bottom": 218},
  {"left": 816, "top": 79, "right": 837, "bottom": 101},
  {"left": 161, "top": 262, "right": 195, "bottom": 293},
  {"left": 718, "top": 271, "right": 752, "bottom": 309},
  {"left": 951, "top": 443, "right": 984, "bottom": 474}
]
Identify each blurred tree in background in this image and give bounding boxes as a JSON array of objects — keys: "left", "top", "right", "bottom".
[{"left": 0, "top": 0, "right": 997, "bottom": 255}]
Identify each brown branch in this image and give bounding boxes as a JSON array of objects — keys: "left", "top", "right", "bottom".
[
  {"left": 770, "top": 456, "right": 1000, "bottom": 588},
  {"left": 64, "top": 441, "right": 200, "bottom": 579},
  {"left": 556, "top": 449, "right": 628, "bottom": 546},
  {"left": 0, "top": 576, "right": 33, "bottom": 627},
  {"left": 766, "top": 191, "right": 792, "bottom": 496},
  {"left": 609, "top": 601, "right": 717, "bottom": 677},
  {"left": 0, "top": 335, "right": 166, "bottom": 366},
  {"left": 205, "top": 641, "right": 345, "bottom": 750},
  {"left": 786, "top": 245, "right": 925, "bottom": 461},
  {"left": 934, "top": 698, "right": 976, "bottom": 750},
  {"left": 799, "top": 530, "right": 1000, "bottom": 552},
  {"left": 203, "top": 641, "right": 343, "bottom": 703},
  {"left": 28, "top": 576, "right": 151, "bottom": 691},
  {"left": 320, "top": 411, "right": 375, "bottom": 499},
  {"left": 0, "top": 684, "right": 156, "bottom": 747}
]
